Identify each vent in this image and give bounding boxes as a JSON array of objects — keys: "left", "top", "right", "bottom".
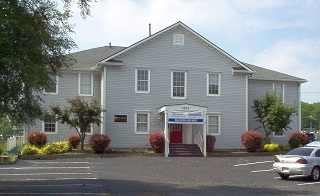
[{"left": 173, "top": 34, "right": 184, "bottom": 45}]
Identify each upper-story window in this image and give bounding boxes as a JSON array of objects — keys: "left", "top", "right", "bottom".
[
  {"left": 44, "top": 76, "right": 58, "bottom": 94},
  {"left": 79, "top": 74, "right": 93, "bottom": 96},
  {"left": 207, "top": 73, "right": 220, "bottom": 96},
  {"left": 273, "top": 82, "right": 284, "bottom": 102},
  {"left": 135, "top": 69, "right": 150, "bottom": 93},
  {"left": 171, "top": 71, "right": 187, "bottom": 99}
]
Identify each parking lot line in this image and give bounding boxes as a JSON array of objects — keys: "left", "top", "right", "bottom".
[
  {"left": 0, "top": 173, "right": 91, "bottom": 176},
  {"left": 297, "top": 181, "right": 320, "bottom": 186},
  {"left": 251, "top": 169, "right": 273, "bottom": 173},
  {"left": 30, "top": 161, "right": 90, "bottom": 164},
  {"left": 24, "top": 178, "right": 98, "bottom": 181},
  {"left": 234, "top": 161, "right": 273, "bottom": 167},
  {"left": 0, "top": 167, "right": 89, "bottom": 170}
]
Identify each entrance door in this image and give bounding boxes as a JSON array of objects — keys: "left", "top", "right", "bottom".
[{"left": 170, "top": 124, "right": 182, "bottom": 143}]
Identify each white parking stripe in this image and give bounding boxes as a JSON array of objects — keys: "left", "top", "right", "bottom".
[
  {"left": 30, "top": 161, "right": 89, "bottom": 164},
  {"left": 2, "top": 184, "right": 102, "bottom": 187},
  {"left": 234, "top": 161, "right": 273, "bottom": 167},
  {"left": 24, "top": 178, "right": 97, "bottom": 181},
  {"left": 0, "top": 167, "right": 89, "bottom": 170},
  {"left": 251, "top": 169, "right": 273, "bottom": 173},
  {"left": 298, "top": 181, "right": 320, "bottom": 186},
  {"left": 0, "top": 173, "right": 91, "bottom": 176}
]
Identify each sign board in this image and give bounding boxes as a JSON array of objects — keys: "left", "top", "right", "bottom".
[
  {"left": 114, "top": 115, "right": 127, "bottom": 122},
  {"left": 168, "top": 110, "right": 203, "bottom": 124}
]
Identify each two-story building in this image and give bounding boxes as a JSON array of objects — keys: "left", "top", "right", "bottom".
[{"left": 29, "top": 21, "right": 307, "bottom": 157}]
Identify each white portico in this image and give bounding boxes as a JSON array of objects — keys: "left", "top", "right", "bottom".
[{"left": 158, "top": 104, "right": 208, "bottom": 157}]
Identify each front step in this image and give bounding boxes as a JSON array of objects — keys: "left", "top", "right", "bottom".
[{"left": 169, "top": 144, "right": 203, "bottom": 157}]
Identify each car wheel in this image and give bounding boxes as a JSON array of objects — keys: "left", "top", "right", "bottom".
[
  {"left": 309, "top": 167, "right": 320, "bottom": 181},
  {"left": 279, "top": 174, "right": 289, "bottom": 180}
]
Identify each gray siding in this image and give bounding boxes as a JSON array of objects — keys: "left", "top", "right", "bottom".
[
  {"left": 104, "top": 26, "right": 247, "bottom": 149},
  {"left": 248, "top": 79, "right": 300, "bottom": 145},
  {"left": 28, "top": 72, "right": 102, "bottom": 144}
]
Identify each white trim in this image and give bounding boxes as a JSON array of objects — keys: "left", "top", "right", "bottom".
[
  {"left": 173, "top": 34, "right": 184, "bottom": 45},
  {"left": 171, "top": 70, "right": 187, "bottom": 99},
  {"left": 207, "top": 114, "right": 220, "bottom": 135},
  {"left": 44, "top": 76, "right": 58, "bottom": 95},
  {"left": 135, "top": 69, "right": 150, "bottom": 93},
  {"left": 78, "top": 73, "right": 93, "bottom": 96},
  {"left": 42, "top": 121, "right": 58, "bottom": 134},
  {"left": 298, "top": 83, "right": 302, "bottom": 132},
  {"left": 207, "top": 73, "right": 220, "bottom": 96},
  {"left": 273, "top": 131, "right": 285, "bottom": 137},
  {"left": 134, "top": 111, "right": 150, "bottom": 134},
  {"left": 246, "top": 75, "right": 248, "bottom": 131}
]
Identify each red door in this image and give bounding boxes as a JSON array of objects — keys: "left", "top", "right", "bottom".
[{"left": 170, "top": 124, "right": 182, "bottom": 143}]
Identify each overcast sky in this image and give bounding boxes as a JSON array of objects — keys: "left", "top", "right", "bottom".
[{"left": 68, "top": 0, "right": 320, "bottom": 104}]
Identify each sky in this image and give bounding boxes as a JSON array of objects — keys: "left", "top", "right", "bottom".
[{"left": 68, "top": 0, "right": 320, "bottom": 103}]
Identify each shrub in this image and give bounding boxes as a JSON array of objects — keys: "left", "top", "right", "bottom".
[
  {"left": 206, "top": 135, "right": 216, "bottom": 152},
  {"left": 289, "top": 137, "right": 301, "bottom": 149},
  {"left": 289, "top": 131, "right": 308, "bottom": 146},
  {"left": 67, "top": 134, "right": 81, "bottom": 149},
  {"left": 21, "top": 145, "right": 40, "bottom": 155},
  {"left": 0, "top": 147, "right": 3, "bottom": 155},
  {"left": 27, "top": 131, "right": 47, "bottom": 148},
  {"left": 149, "top": 132, "right": 165, "bottom": 153},
  {"left": 282, "top": 144, "right": 291, "bottom": 151},
  {"left": 40, "top": 141, "right": 72, "bottom": 154},
  {"left": 89, "top": 134, "right": 111, "bottom": 153},
  {"left": 241, "top": 130, "right": 263, "bottom": 152},
  {"left": 263, "top": 143, "right": 280, "bottom": 152}
]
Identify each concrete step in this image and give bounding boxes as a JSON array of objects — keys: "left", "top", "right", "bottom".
[{"left": 169, "top": 144, "right": 203, "bottom": 157}]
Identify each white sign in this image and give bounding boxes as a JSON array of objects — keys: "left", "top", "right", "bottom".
[{"left": 168, "top": 110, "right": 203, "bottom": 124}]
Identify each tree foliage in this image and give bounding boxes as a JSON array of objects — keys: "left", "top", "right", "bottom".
[
  {"left": 49, "top": 96, "right": 102, "bottom": 150},
  {"left": 0, "top": 0, "right": 76, "bottom": 125},
  {"left": 301, "top": 102, "right": 320, "bottom": 130},
  {"left": 252, "top": 91, "right": 296, "bottom": 143}
]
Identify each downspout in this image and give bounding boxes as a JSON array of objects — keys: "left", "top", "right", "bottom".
[
  {"left": 246, "top": 75, "right": 249, "bottom": 131},
  {"left": 102, "top": 66, "right": 107, "bottom": 135},
  {"left": 164, "top": 111, "right": 169, "bottom": 157},
  {"left": 298, "top": 83, "right": 301, "bottom": 132}
]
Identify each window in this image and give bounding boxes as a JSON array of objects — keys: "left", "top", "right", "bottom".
[
  {"left": 171, "top": 71, "right": 187, "bottom": 99},
  {"left": 207, "top": 73, "right": 220, "bottom": 96},
  {"left": 207, "top": 115, "right": 220, "bottom": 135},
  {"left": 42, "top": 115, "right": 58, "bottom": 134},
  {"left": 44, "top": 76, "right": 58, "bottom": 94},
  {"left": 81, "top": 125, "right": 94, "bottom": 135},
  {"left": 173, "top": 34, "right": 184, "bottom": 45},
  {"left": 79, "top": 74, "right": 93, "bottom": 96},
  {"left": 273, "top": 82, "right": 284, "bottom": 102},
  {"left": 273, "top": 131, "right": 284, "bottom": 137},
  {"left": 135, "top": 69, "right": 150, "bottom": 93},
  {"left": 135, "top": 111, "right": 150, "bottom": 134}
]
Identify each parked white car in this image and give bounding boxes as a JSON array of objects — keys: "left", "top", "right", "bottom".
[
  {"left": 273, "top": 146, "right": 320, "bottom": 180},
  {"left": 305, "top": 141, "right": 320, "bottom": 147}
]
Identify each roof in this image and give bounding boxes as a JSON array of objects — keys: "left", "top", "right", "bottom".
[
  {"left": 69, "top": 45, "right": 126, "bottom": 70},
  {"left": 244, "top": 63, "right": 307, "bottom": 83},
  {"left": 99, "top": 21, "right": 254, "bottom": 74}
]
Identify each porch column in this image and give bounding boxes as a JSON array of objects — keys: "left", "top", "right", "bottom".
[
  {"left": 164, "top": 111, "right": 169, "bottom": 157},
  {"left": 203, "top": 112, "right": 207, "bottom": 157}
]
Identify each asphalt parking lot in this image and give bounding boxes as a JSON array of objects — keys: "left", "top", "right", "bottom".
[{"left": 0, "top": 156, "right": 319, "bottom": 195}]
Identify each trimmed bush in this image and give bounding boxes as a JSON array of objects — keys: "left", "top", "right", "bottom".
[
  {"left": 289, "top": 137, "right": 301, "bottom": 149},
  {"left": 21, "top": 145, "right": 40, "bottom": 155},
  {"left": 241, "top": 130, "right": 263, "bottom": 152},
  {"left": 149, "top": 132, "right": 165, "bottom": 153},
  {"left": 206, "top": 135, "right": 216, "bottom": 152},
  {"left": 27, "top": 131, "right": 47, "bottom": 148},
  {"left": 263, "top": 143, "right": 280, "bottom": 152},
  {"left": 40, "top": 141, "right": 72, "bottom": 154},
  {"left": 282, "top": 144, "right": 291, "bottom": 151},
  {"left": 289, "top": 131, "right": 308, "bottom": 146},
  {"left": 67, "top": 134, "right": 81, "bottom": 149},
  {"left": 89, "top": 134, "right": 111, "bottom": 153}
]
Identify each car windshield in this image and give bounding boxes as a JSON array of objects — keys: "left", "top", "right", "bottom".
[{"left": 286, "top": 148, "right": 314, "bottom": 156}]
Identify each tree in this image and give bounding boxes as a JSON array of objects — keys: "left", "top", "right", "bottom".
[
  {"left": 301, "top": 102, "right": 320, "bottom": 130},
  {"left": 49, "top": 96, "right": 102, "bottom": 150},
  {"left": 252, "top": 91, "right": 296, "bottom": 143},
  {"left": 0, "top": 0, "right": 76, "bottom": 125}
]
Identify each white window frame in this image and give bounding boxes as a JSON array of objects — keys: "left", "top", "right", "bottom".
[
  {"left": 134, "top": 111, "right": 150, "bottom": 134},
  {"left": 273, "top": 82, "right": 284, "bottom": 102},
  {"left": 79, "top": 73, "right": 93, "bottom": 96},
  {"left": 135, "top": 69, "right": 150, "bottom": 93},
  {"left": 207, "top": 115, "right": 220, "bottom": 135},
  {"left": 171, "top": 71, "right": 187, "bottom": 99},
  {"left": 44, "top": 76, "right": 58, "bottom": 95},
  {"left": 207, "top": 73, "right": 220, "bottom": 96},
  {"left": 173, "top": 34, "right": 184, "bottom": 45},
  {"left": 79, "top": 125, "right": 94, "bottom": 135},
  {"left": 42, "top": 120, "right": 58, "bottom": 134},
  {"left": 273, "top": 131, "right": 285, "bottom": 137}
]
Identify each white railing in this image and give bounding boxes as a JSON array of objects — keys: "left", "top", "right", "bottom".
[
  {"left": 194, "top": 130, "right": 204, "bottom": 153},
  {"left": 6, "top": 136, "right": 23, "bottom": 152}
]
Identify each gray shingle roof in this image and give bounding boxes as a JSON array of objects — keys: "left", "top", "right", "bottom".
[
  {"left": 244, "top": 63, "right": 307, "bottom": 83},
  {"left": 69, "top": 45, "right": 126, "bottom": 69}
]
